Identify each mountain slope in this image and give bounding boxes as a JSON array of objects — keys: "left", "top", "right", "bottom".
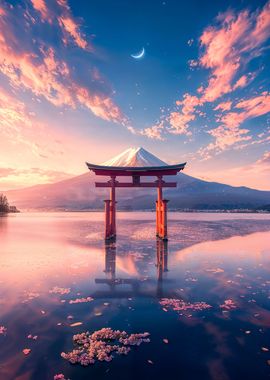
[
  {"left": 4, "top": 171, "right": 270, "bottom": 211},
  {"left": 2, "top": 147, "right": 270, "bottom": 211}
]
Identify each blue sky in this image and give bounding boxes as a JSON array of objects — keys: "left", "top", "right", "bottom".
[{"left": 0, "top": 0, "right": 269, "bottom": 189}]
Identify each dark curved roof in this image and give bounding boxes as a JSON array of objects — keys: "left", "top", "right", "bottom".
[{"left": 86, "top": 162, "right": 186, "bottom": 176}]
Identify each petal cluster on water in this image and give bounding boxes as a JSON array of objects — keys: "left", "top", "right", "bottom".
[
  {"left": 54, "top": 374, "right": 70, "bottom": 380},
  {"left": 159, "top": 298, "right": 212, "bottom": 313},
  {"left": 49, "top": 287, "right": 71, "bottom": 295},
  {"left": 69, "top": 297, "right": 93, "bottom": 304},
  {"left": 61, "top": 327, "right": 150, "bottom": 366},
  {"left": 22, "top": 348, "right": 31, "bottom": 355},
  {"left": 0, "top": 326, "right": 7, "bottom": 335},
  {"left": 220, "top": 299, "right": 237, "bottom": 310},
  {"left": 22, "top": 292, "right": 40, "bottom": 303},
  {"left": 27, "top": 334, "right": 38, "bottom": 340}
]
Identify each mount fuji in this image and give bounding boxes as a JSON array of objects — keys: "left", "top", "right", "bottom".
[
  {"left": 3, "top": 147, "right": 270, "bottom": 211},
  {"left": 102, "top": 147, "right": 168, "bottom": 167}
]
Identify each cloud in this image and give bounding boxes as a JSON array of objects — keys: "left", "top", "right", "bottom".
[
  {"left": 0, "top": 168, "right": 17, "bottom": 177},
  {"left": 140, "top": 122, "right": 164, "bottom": 140},
  {"left": 168, "top": 112, "right": 193, "bottom": 135},
  {"left": 167, "top": 93, "right": 201, "bottom": 135},
  {"left": 199, "top": 2, "right": 270, "bottom": 102},
  {"left": 200, "top": 91, "right": 270, "bottom": 157},
  {"left": 30, "top": 0, "right": 89, "bottom": 50},
  {"left": 0, "top": 0, "right": 125, "bottom": 124},
  {"left": 30, "top": 0, "right": 49, "bottom": 21},
  {"left": 235, "top": 91, "right": 270, "bottom": 118},
  {"left": 58, "top": 15, "right": 88, "bottom": 50},
  {"left": 154, "top": 1, "right": 270, "bottom": 141},
  {"left": 256, "top": 150, "right": 270, "bottom": 165},
  {"left": 214, "top": 101, "right": 232, "bottom": 112},
  {"left": 0, "top": 167, "right": 73, "bottom": 189}
]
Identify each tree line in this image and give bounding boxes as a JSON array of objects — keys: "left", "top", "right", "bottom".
[{"left": 0, "top": 194, "right": 10, "bottom": 213}]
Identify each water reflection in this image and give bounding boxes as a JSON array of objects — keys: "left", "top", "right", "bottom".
[
  {"left": 1, "top": 213, "right": 270, "bottom": 380},
  {"left": 95, "top": 239, "right": 169, "bottom": 298}
]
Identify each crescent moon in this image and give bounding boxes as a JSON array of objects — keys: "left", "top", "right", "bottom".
[{"left": 131, "top": 47, "right": 145, "bottom": 59}]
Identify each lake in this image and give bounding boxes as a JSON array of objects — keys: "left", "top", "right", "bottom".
[{"left": 1, "top": 212, "right": 270, "bottom": 380}]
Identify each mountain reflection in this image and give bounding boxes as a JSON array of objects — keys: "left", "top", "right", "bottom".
[{"left": 94, "top": 239, "right": 169, "bottom": 298}]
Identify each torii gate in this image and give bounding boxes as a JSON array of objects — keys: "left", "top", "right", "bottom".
[{"left": 86, "top": 161, "right": 186, "bottom": 240}]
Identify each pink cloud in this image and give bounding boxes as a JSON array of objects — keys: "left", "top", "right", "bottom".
[
  {"left": 58, "top": 15, "right": 88, "bottom": 50},
  {"left": 207, "top": 124, "right": 251, "bottom": 151},
  {"left": 176, "top": 93, "right": 201, "bottom": 114},
  {"left": 168, "top": 112, "right": 193, "bottom": 135},
  {"left": 29, "top": 0, "right": 91, "bottom": 50},
  {"left": 158, "top": 2, "right": 270, "bottom": 141},
  {"left": 243, "top": 1, "right": 270, "bottom": 51},
  {"left": 235, "top": 91, "right": 270, "bottom": 118},
  {"left": 166, "top": 2, "right": 270, "bottom": 150},
  {"left": 140, "top": 123, "right": 164, "bottom": 140},
  {"left": 200, "top": 92, "right": 270, "bottom": 157},
  {"left": 55, "top": 0, "right": 91, "bottom": 51},
  {"left": 214, "top": 101, "right": 232, "bottom": 112},
  {"left": 30, "top": 0, "right": 49, "bottom": 21},
  {"left": 168, "top": 93, "right": 201, "bottom": 135},
  {"left": 233, "top": 75, "right": 248, "bottom": 90},
  {"left": 199, "top": 2, "right": 270, "bottom": 102},
  {"left": 257, "top": 151, "right": 270, "bottom": 165},
  {"left": 0, "top": 3, "right": 125, "bottom": 125},
  {"left": 76, "top": 87, "right": 125, "bottom": 123}
]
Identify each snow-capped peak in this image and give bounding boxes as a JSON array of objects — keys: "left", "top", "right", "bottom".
[{"left": 102, "top": 147, "right": 168, "bottom": 167}]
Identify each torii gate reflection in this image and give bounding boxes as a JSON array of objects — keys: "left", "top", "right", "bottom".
[
  {"left": 86, "top": 161, "right": 186, "bottom": 241},
  {"left": 94, "top": 239, "right": 169, "bottom": 298}
]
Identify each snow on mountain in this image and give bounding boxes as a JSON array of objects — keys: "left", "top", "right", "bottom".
[{"left": 102, "top": 147, "right": 168, "bottom": 167}]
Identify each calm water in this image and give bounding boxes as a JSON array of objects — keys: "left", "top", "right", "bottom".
[{"left": 1, "top": 212, "right": 270, "bottom": 380}]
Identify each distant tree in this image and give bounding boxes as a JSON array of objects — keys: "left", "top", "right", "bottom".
[{"left": 0, "top": 194, "right": 9, "bottom": 213}]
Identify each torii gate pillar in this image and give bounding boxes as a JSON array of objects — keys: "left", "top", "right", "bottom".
[
  {"left": 104, "top": 176, "right": 117, "bottom": 240},
  {"left": 156, "top": 176, "right": 169, "bottom": 240}
]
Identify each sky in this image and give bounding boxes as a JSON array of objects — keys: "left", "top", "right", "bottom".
[{"left": 0, "top": 0, "right": 270, "bottom": 190}]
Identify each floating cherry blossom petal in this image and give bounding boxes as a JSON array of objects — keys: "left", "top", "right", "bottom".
[
  {"left": 159, "top": 298, "right": 211, "bottom": 314},
  {"left": 27, "top": 334, "right": 38, "bottom": 340},
  {"left": 69, "top": 297, "right": 93, "bottom": 304},
  {"left": 50, "top": 287, "right": 71, "bottom": 295},
  {"left": 54, "top": 374, "right": 70, "bottom": 380},
  {"left": 0, "top": 326, "right": 7, "bottom": 335},
  {"left": 22, "top": 348, "right": 31, "bottom": 355},
  {"left": 61, "top": 328, "right": 150, "bottom": 366},
  {"left": 22, "top": 292, "right": 40, "bottom": 303},
  {"left": 70, "top": 322, "right": 83, "bottom": 327},
  {"left": 220, "top": 299, "right": 237, "bottom": 310}
]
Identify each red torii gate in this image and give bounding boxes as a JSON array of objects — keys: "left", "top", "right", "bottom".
[{"left": 86, "top": 162, "right": 186, "bottom": 240}]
